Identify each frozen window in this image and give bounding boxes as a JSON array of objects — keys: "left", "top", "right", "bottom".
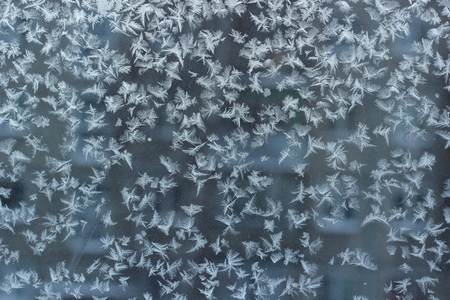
[{"left": 0, "top": 0, "right": 449, "bottom": 299}]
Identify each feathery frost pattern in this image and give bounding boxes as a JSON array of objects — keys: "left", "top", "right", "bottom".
[{"left": 0, "top": 0, "right": 449, "bottom": 299}]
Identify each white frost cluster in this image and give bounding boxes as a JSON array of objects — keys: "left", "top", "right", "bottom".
[{"left": 0, "top": 0, "right": 449, "bottom": 299}]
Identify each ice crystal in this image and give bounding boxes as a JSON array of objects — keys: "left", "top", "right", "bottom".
[{"left": 0, "top": 0, "right": 449, "bottom": 299}]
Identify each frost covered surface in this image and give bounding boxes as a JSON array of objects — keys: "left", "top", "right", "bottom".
[{"left": 0, "top": 0, "right": 449, "bottom": 299}]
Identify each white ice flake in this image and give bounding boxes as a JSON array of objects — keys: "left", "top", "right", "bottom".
[{"left": 0, "top": 0, "right": 449, "bottom": 299}]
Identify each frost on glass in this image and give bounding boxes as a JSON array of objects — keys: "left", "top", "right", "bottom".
[{"left": 0, "top": 0, "right": 449, "bottom": 299}]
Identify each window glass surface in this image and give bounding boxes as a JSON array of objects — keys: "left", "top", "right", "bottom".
[{"left": 0, "top": 0, "right": 449, "bottom": 299}]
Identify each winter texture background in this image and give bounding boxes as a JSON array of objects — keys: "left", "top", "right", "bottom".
[{"left": 0, "top": 0, "right": 449, "bottom": 299}]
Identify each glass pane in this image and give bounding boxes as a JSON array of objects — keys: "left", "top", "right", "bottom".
[{"left": 0, "top": 1, "right": 449, "bottom": 299}]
